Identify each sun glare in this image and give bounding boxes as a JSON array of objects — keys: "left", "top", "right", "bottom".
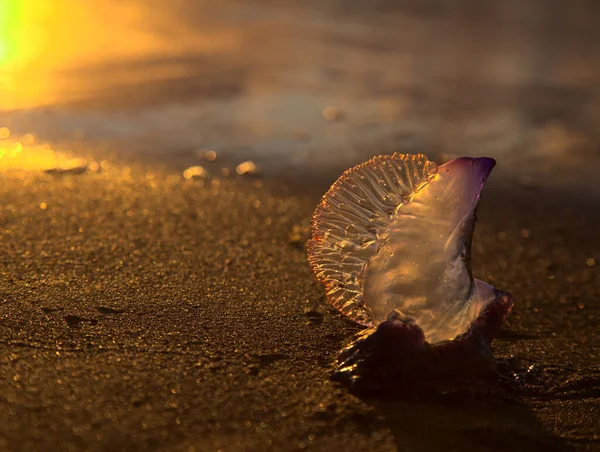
[
  {"left": 0, "top": 0, "right": 53, "bottom": 68},
  {"left": 0, "top": 1, "right": 241, "bottom": 109},
  {"left": 0, "top": 0, "right": 178, "bottom": 109},
  {"left": 0, "top": 1, "right": 17, "bottom": 64},
  {"left": 0, "top": 0, "right": 55, "bottom": 109}
]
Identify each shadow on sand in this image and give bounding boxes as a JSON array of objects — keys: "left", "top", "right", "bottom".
[{"left": 365, "top": 392, "right": 571, "bottom": 452}]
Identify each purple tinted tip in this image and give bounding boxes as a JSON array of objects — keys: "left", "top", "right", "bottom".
[
  {"left": 476, "top": 157, "right": 496, "bottom": 178},
  {"left": 446, "top": 157, "right": 496, "bottom": 174}
]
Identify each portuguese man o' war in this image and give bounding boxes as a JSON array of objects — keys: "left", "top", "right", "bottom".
[{"left": 307, "top": 154, "right": 513, "bottom": 394}]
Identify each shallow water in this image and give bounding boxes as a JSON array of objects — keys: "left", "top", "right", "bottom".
[{"left": 1, "top": 0, "right": 600, "bottom": 190}]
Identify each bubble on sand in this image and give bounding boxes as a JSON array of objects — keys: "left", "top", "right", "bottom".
[
  {"left": 183, "top": 165, "right": 207, "bottom": 180},
  {"left": 322, "top": 106, "right": 341, "bottom": 121},
  {"left": 236, "top": 161, "right": 258, "bottom": 176}
]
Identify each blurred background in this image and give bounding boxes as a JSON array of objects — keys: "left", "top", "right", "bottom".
[{"left": 1, "top": 0, "right": 599, "bottom": 189}]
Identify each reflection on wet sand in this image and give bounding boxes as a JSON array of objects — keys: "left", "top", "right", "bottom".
[{"left": 0, "top": 127, "right": 90, "bottom": 172}]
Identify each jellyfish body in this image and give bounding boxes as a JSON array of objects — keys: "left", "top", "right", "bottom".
[{"left": 307, "top": 154, "right": 513, "bottom": 392}]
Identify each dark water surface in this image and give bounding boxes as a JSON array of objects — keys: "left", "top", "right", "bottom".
[{"left": 1, "top": 1, "right": 599, "bottom": 451}]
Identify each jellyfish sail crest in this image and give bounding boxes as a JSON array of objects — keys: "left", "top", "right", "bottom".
[
  {"left": 308, "top": 154, "right": 497, "bottom": 343},
  {"left": 307, "top": 154, "right": 438, "bottom": 325}
]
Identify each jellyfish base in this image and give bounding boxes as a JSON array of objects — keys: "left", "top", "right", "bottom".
[{"left": 332, "top": 290, "right": 514, "bottom": 397}]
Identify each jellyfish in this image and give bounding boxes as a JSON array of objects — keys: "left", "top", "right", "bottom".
[{"left": 307, "top": 154, "right": 513, "bottom": 394}]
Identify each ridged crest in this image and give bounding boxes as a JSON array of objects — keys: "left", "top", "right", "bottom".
[{"left": 307, "top": 154, "right": 438, "bottom": 325}]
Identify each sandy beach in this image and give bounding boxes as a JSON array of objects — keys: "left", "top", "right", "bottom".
[
  {"left": 1, "top": 1, "right": 600, "bottom": 450},
  {"left": 0, "top": 162, "right": 598, "bottom": 451}
]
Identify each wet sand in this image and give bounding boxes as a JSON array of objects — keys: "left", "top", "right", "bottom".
[{"left": 0, "top": 163, "right": 598, "bottom": 451}]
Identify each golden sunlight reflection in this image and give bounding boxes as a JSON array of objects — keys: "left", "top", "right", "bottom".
[
  {"left": 0, "top": 128, "right": 84, "bottom": 172},
  {"left": 0, "top": 0, "right": 239, "bottom": 109}
]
